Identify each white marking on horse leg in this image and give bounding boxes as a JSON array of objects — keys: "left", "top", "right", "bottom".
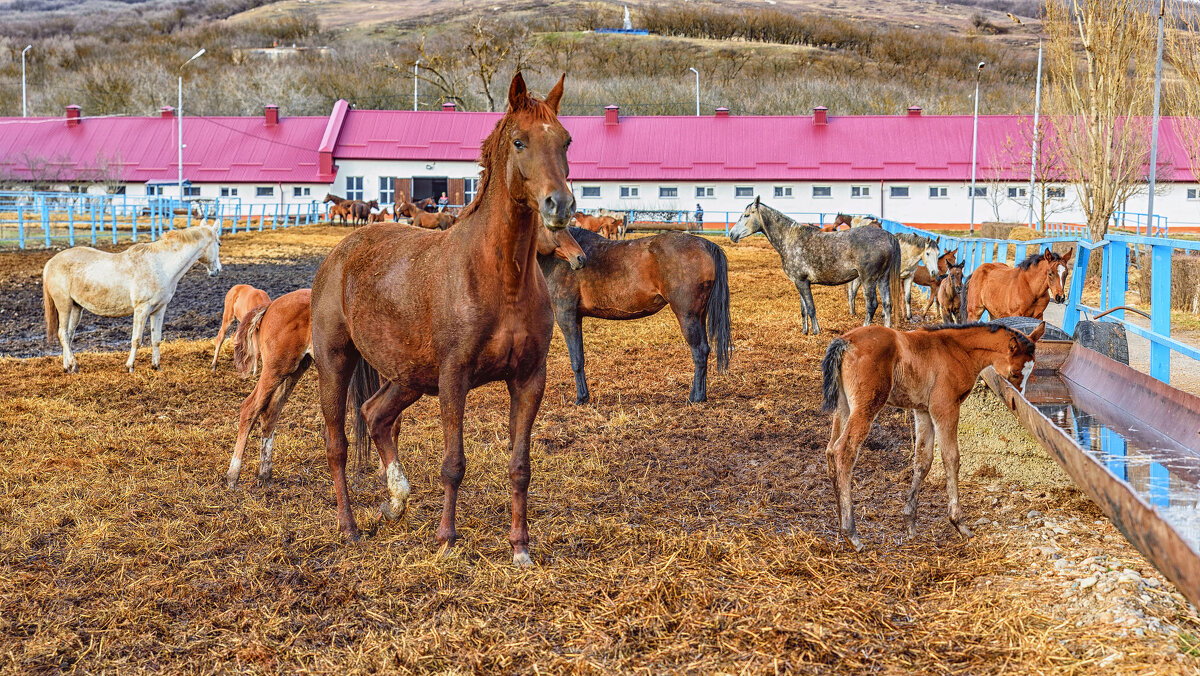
[
  {"left": 379, "top": 461, "right": 411, "bottom": 520},
  {"left": 258, "top": 434, "right": 274, "bottom": 482},
  {"left": 513, "top": 551, "right": 534, "bottom": 567},
  {"left": 227, "top": 455, "right": 243, "bottom": 488}
]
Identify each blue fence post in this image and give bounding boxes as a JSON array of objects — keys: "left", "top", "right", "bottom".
[
  {"left": 67, "top": 206, "right": 75, "bottom": 246},
  {"left": 1105, "top": 241, "right": 1127, "bottom": 321},
  {"left": 1150, "top": 243, "right": 1172, "bottom": 383},
  {"left": 111, "top": 203, "right": 117, "bottom": 244},
  {"left": 41, "top": 200, "right": 51, "bottom": 248},
  {"left": 17, "top": 205, "right": 24, "bottom": 250},
  {"left": 1061, "top": 242, "right": 1093, "bottom": 336},
  {"left": 90, "top": 202, "right": 97, "bottom": 245},
  {"left": 132, "top": 209, "right": 138, "bottom": 242},
  {"left": 983, "top": 242, "right": 994, "bottom": 264},
  {"left": 1099, "top": 242, "right": 1112, "bottom": 310},
  {"left": 1015, "top": 243, "right": 1027, "bottom": 263}
]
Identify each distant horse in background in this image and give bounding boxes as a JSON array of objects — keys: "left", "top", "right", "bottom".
[
  {"left": 212, "top": 283, "right": 270, "bottom": 371},
  {"left": 540, "top": 227, "right": 731, "bottom": 404},
  {"left": 573, "top": 212, "right": 620, "bottom": 238},
  {"left": 348, "top": 200, "right": 371, "bottom": 225},
  {"left": 324, "top": 194, "right": 351, "bottom": 225},
  {"left": 729, "top": 197, "right": 902, "bottom": 334},
  {"left": 43, "top": 223, "right": 222, "bottom": 373},
  {"left": 929, "top": 261, "right": 966, "bottom": 324},
  {"left": 821, "top": 320, "right": 1045, "bottom": 550},
  {"left": 226, "top": 288, "right": 312, "bottom": 488},
  {"left": 397, "top": 201, "right": 455, "bottom": 229},
  {"left": 964, "top": 249, "right": 1073, "bottom": 321},
  {"left": 822, "top": 213, "right": 853, "bottom": 232},
  {"left": 369, "top": 207, "right": 391, "bottom": 223},
  {"left": 596, "top": 209, "right": 628, "bottom": 238},
  {"left": 845, "top": 232, "right": 939, "bottom": 319},
  {"left": 911, "top": 249, "right": 957, "bottom": 311}
]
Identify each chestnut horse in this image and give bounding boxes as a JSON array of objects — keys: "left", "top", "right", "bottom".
[
  {"left": 225, "top": 288, "right": 312, "bottom": 488},
  {"left": 211, "top": 283, "right": 270, "bottom": 371},
  {"left": 911, "top": 249, "right": 957, "bottom": 311},
  {"left": 397, "top": 201, "right": 455, "bottom": 229},
  {"left": 369, "top": 207, "right": 391, "bottom": 223},
  {"left": 573, "top": 212, "right": 620, "bottom": 239},
  {"left": 821, "top": 321, "right": 1045, "bottom": 550},
  {"left": 310, "top": 73, "right": 574, "bottom": 565},
  {"left": 964, "top": 249, "right": 1073, "bottom": 321},
  {"left": 822, "top": 213, "right": 853, "bottom": 232},
  {"left": 539, "top": 227, "right": 731, "bottom": 404},
  {"left": 324, "top": 194, "right": 351, "bottom": 225},
  {"left": 929, "top": 261, "right": 966, "bottom": 324}
]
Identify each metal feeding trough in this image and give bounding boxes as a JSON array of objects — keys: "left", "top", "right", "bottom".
[{"left": 982, "top": 335, "right": 1200, "bottom": 608}]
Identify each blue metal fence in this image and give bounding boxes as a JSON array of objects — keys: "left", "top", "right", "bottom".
[
  {"left": 0, "top": 191, "right": 325, "bottom": 249},
  {"left": 578, "top": 207, "right": 870, "bottom": 235}
]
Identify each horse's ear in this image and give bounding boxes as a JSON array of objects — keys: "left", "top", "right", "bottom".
[
  {"left": 1028, "top": 321, "right": 1046, "bottom": 343},
  {"left": 1042, "top": 248, "right": 1053, "bottom": 261},
  {"left": 545, "top": 73, "right": 565, "bottom": 114},
  {"left": 508, "top": 72, "right": 529, "bottom": 110},
  {"left": 1062, "top": 248, "right": 1073, "bottom": 262},
  {"left": 754, "top": 195, "right": 761, "bottom": 207}
]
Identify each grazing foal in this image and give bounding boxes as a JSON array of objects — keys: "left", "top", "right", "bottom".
[
  {"left": 821, "top": 321, "right": 1044, "bottom": 550},
  {"left": 212, "top": 284, "right": 270, "bottom": 371}
]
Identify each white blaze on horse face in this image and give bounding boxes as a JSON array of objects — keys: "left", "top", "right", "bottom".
[{"left": 1056, "top": 264, "right": 1067, "bottom": 294}]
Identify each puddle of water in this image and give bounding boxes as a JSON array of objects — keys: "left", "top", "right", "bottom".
[{"left": 1023, "top": 373, "right": 1200, "bottom": 553}]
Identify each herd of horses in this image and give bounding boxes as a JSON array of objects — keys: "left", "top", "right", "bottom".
[{"left": 39, "top": 74, "right": 1071, "bottom": 560}]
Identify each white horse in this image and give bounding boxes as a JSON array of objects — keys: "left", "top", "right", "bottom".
[{"left": 42, "top": 223, "right": 222, "bottom": 373}]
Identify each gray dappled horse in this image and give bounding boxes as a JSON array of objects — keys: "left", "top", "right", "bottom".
[{"left": 728, "top": 198, "right": 902, "bottom": 335}]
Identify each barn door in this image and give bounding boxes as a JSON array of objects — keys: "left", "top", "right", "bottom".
[
  {"left": 448, "top": 178, "right": 465, "bottom": 207},
  {"left": 398, "top": 178, "right": 413, "bottom": 204}
]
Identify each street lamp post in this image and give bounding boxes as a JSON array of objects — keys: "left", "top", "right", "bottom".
[
  {"left": 178, "top": 48, "right": 205, "bottom": 205},
  {"left": 21, "top": 45, "right": 31, "bottom": 117},
  {"left": 1147, "top": 0, "right": 1166, "bottom": 237},
  {"left": 688, "top": 67, "right": 699, "bottom": 116},
  {"left": 969, "top": 61, "right": 986, "bottom": 235},
  {"left": 413, "top": 59, "right": 420, "bottom": 112}
]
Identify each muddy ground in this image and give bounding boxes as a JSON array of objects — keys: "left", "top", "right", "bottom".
[{"left": 1, "top": 225, "right": 1197, "bottom": 673}]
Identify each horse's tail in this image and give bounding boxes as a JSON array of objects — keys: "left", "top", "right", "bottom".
[
  {"left": 232, "top": 302, "right": 270, "bottom": 378},
  {"left": 43, "top": 281, "right": 58, "bottom": 344},
  {"left": 958, "top": 273, "right": 972, "bottom": 324},
  {"left": 889, "top": 238, "right": 904, "bottom": 327},
  {"left": 348, "top": 357, "right": 382, "bottom": 472},
  {"left": 702, "top": 238, "right": 732, "bottom": 371},
  {"left": 821, "top": 337, "right": 849, "bottom": 413}
]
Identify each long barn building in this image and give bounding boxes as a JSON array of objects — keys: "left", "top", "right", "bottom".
[{"left": 2, "top": 101, "right": 1198, "bottom": 230}]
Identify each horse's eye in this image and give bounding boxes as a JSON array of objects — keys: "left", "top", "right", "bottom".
[
  {"left": 514, "top": 139, "right": 526, "bottom": 150},
  {"left": 564, "top": 138, "right": 572, "bottom": 149}
]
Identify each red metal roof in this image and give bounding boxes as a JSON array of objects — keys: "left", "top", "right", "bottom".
[
  {"left": 0, "top": 111, "right": 336, "bottom": 184},
  {"left": 333, "top": 109, "right": 1200, "bottom": 182}
]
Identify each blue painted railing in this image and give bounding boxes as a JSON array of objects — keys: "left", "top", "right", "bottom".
[
  {"left": 878, "top": 219, "right": 1077, "bottom": 276},
  {"left": 0, "top": 191, "right": 324, "bottom": 249},
  {"left": 579, "top": 208, "right": 874, "bottom": 236}
]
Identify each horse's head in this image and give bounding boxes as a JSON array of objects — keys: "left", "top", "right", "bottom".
[
  {"left": 199, "top": 223, "right": 222, "bottom": 277},
  {"left": 920, "top": 240, "right": 941, "bottom": 276},
  {"left": 1044, "top": 248, "right": 1072, "bottom": 303},
  {"left": 486, "top": 72, "right": 574, "bottom": 230},
  {"left": 536, "top": 225, "right": 586, "bottom": 270},
  {"left": 729, "top": 196, "right": 765, "bottom": 243},
  {"left": 323, "top": 193, "right": 337, "bottom": 204},
  {"left": 947, "top": 261, "right": 965, "bottom": 292},
  {"left": 997, "top": 321, "right": 1045, "bottom": 388}
]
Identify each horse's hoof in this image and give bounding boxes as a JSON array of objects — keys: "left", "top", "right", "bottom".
[
  {"left": 574, "top": 397, "right": 589, "bottom": 406},
  {"left": 151, "top": 363, "right": 160, "bottom": 371},
  {"left": 512, "top": 550, "right": 533, "bottom": 568},
  {"left": 127, "top": 366, "right": 135, "bottom": 374},
  {"left": 342, "top": 528, "right": 362, "bottom": 543},
  {"left": 954, "top": 523, "right": 976, "bottom": 539},
  {"left": 849, "top": 535, "right": 864, "bottom": 552},
  {"left": 378, "top": 499, "right": 408, "bottom": 522}
]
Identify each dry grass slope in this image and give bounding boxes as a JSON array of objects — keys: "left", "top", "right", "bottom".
[{"left": 0, "top": 226, "right": 1195, "bottom": 672}]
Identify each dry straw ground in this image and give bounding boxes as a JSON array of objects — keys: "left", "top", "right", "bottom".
[{"left": 1, "top": 226, "right": 1196, "bottom": 672}]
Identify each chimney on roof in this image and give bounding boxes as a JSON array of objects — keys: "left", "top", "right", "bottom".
[
  {"left": 715, "top": 107, "right": 730, "bottom": 118},
  {"left": 264, "top": 104, "right": 279, "bottom": 126},
  {"left": 160, "top": 106, "right": 175, "bottom": 119},
  {"left": 66, "top": 105, "right": 81, "bottom": 127},
  {"left": 908, "top": 106, "right": 922, "bottom": 117},
  {"left": 813, "top": 106, "right": 827, "bottom": 126},
  {"left": 605, "top": 104, "right": 619, "bottom": 125},
  {"left": 442, "top": 101, "right": 457, "bottom": 112}
]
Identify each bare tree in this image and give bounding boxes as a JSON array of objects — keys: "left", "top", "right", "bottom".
[
  {"left": 1166, "top": 2, "right": 1200, "bottom": 192},
  {"left": 464, "top": 15, "right": 532, "bottom": 112},
  {"left": 1044, "top": 0, "right": 1157, "bottom": 240}
]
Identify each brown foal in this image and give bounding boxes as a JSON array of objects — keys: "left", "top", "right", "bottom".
[
  {"left": 212, "top": 284, "right": 270, "bottom": 372},
  {"left": 310, "top": 73, "right": 574, "bottom": 565},
  {"left": 821, "top": 321, "right": 1045, "bottom": 550},
  {"left": 966, "top": 249, "right": 1073, "bottom": 321}
]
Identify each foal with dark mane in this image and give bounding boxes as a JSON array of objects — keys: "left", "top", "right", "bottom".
[
  {"left": 965, "top": 248, "right": 1073, "bottom": 321},
  {"left": 310, "top": 73, "right": 574, "bottom": 565},
  {"left": 821, "top": 321, "right": 1044, "bottom": 550}
]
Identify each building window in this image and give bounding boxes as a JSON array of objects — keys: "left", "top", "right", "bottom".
[
  {"left": 620, "top": 185, "right": 639, "bottom": 199},
  {"left": 1047, "top": 187, "right": 1066, "bottom": 199},
  {"left": 147, "top": 185, "right": 163, "bottom": 196},
  {"left": 659, "top": 186, "right": 678, "bottom": 199},
  {"left": 580, "top": 185, "right": 601, "bottom": 198},
  {"left": 812, "top": 186, "right": 832, "bottom": 198},
  {"left": 1189, "top": 188, "right": 1199, "bottom": 200},
  {"left": 970, "top": 186, "right": 986, "bottom": 198},
  {"left": 183, "top": 186, "right": 200, "bottom": 197},
  {"left": 378, "top": 177, "right": 394, "bottom": 204},
  {"left": 774, "top": 186, "right": 793, "bottom": 198},
  {"left": 1008, "top": 186, "right": 1028, "bottom": 198},
  {"left": 256, "top": 186, "right": 274, "bottom": 197},
  {"left": 112, "top": 186, "right": 126, "bottom": 195},
  {"left": 293, "top": 186, "right": 311, "bottom": 198},
  {"left": 464, "top": 178, "right": 478, "bottom": 203},
  {"left": 930, "top": 186, "right": 949, "bottom": 199},
  {"left": 890, "top": 186, "right": 909, "bottom": 198},
  {"left": 221, "top": 187, "right": 238, "bottom": 197},
  {"left": 851, "top": 185, "right": 871, "bottom": 199},
  {"left": 345, "top": 176, "right": 363, "bottom": 200},
  {"left": 696, "top": 186, "right": 715, "bottom": 199},
  {"left": 735, "top": 186, "right": 755, "bottom": 198}
]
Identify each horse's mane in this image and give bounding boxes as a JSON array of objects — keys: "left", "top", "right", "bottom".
[
  {"left": 896, "top": 232, "right": 935, "bottom": 248},
  {"left": 922, "top": 321, "right": 1036, "bottom": 352},
  {"left": 460, "top": 91, "right": 560, "bottom": 222},
  {"left": 158, "top": 225, "right": 213, "bottom": 247},
  {"left": 1016, "top": 250, "right": 1063, "bottom": 270}
]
